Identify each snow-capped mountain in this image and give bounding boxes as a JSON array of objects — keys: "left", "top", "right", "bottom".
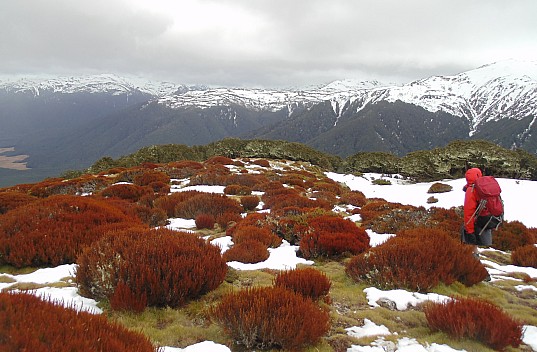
[
  {"left": 1, "top": 60, "right": 537, "bottom": 188},
  {"left": 153, "top": 59, "right": 537, "bottom": 137},
  {"left": 0, "top": 73, "right": 182, "bottom": 97}
]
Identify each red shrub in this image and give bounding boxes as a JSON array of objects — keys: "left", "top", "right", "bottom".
[
  {"left": 224, "top": 184, "right": 252, "bottom": 195},
  {"left": 251, "top": 158, "right": 270, "bottom": 167},
  {"left": 281, "top": 175, "right": 308, "bottom": 187},
  {"left": 0, "top": 195, "right": 143, "bottom": 267},
  {"left": 0, "top": 191, "right": 37, "bottom": 214},
  {"left": 28, "top": 178, "right": 76, "bottom": 197},
  {"left": 274, "top": 268, "right": 331, "bottom": 301},
  {"left": 359, "top": 200, "right": 403, "bottom": 222},
  {"left": 174, "top": 193, "right": 242, "bottom": 219},
  {"left": 511, "top": 244, "right": 537, "bottom": 268},
  {"left": 110, "top": 281, "right": 148, "bottom": 313},
  {"left": 256, "top": 180, "right": 285, "bottom": 192},
  {"left": 493, "top": 220, "right": 536, "bottom": 251},
  {"left": 205, "top": 156, "right": 234, "bottom": 165},
  {"left": 210, "top": 286, "right": 330, "bottom": 351},
  {"left": 216, "top": 212, "right": 243, "bottom": 230},
  {"left": 225, "top": 173, "right": 268, "bottom": 187},
  {"left": 0, "top": 292, "right": 155, "bottom": 352},
  {"left": 339, "top": 191, "right": 367, "bottom": 207},
  {"left": 311, "top": 191, "right": 338, "bottom": 206},
  {"left": 189, "top": 164, "right": 231, "bottom": 186},
  {"left": 76, "top": 228, "right": 227, "bottom": 309},
  {"left": 100, "top": 183, "right": 152, "bottom": 202},
  {"left": 133, "top": 170, "right": 170, "bottom": 186},
  {"left": 222, "top": 240, "right": 270, "bottom": 263},
  {"left": 232, "top": 225, "right": 282, "bottom": 248},
  {"left": 195, "top": 213, "right": 215, "bottom": 229},
  {"left": 345, "top": 228, "right": 489, "bottom": 291},
  {"left": 265, "top": 193, "right": 332, "bottom": 212},
  {"left": 311, "top": 181, "right": 344, "bottom": 195},
  {"left": 309, "top": 215, "right": 362, "bottom": 233},
  {"left": 240, "top": 195, "right": 260, "bottom": 211},
  {"left": 148, "top": 181, "right": 171, "bottom": 194},
  {"left": 300, "top": 230, "right": 370, "bottom": 259},
  {"left": 153, "top": 190, "right": 202, "bottom": 217},
  {"left": 166, "top": 160, "right": 205, "bottom": 179},
  {"left": 424, "top": 297, "right": 523, "bottom": 350}
]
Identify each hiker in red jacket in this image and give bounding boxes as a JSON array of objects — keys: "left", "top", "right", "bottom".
[{"left": 462, "top": 167, "right": 493, "bottom": 258}]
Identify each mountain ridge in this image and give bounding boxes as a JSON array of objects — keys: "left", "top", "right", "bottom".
[{"left": 1, "top": 59, "right": 536, "bottom": 186}]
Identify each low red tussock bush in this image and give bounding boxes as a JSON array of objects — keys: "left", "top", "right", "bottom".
[
  {"left": 110, "top": 281, "right": 148, "bottom": 313},
  {"left": 311, "top": 191, "right": 338, "bottom": 206},
  {"left": 265, "top": 193, "right": 332, "bottom": 212},
  {"left": 359, "top": 200, "right": 404, "bottom": 222},
  {"left": 240, "top": 195, "right": 260, "bottom": 211},
  {"left": 153, "top": 190, "right": 202, "bottom": 217},
  {"left": 493, "top": 220, "right": 536, "bottom": 251},
  {"left": 339, "top": 191, "right": 367, "bottom": 207},
  {"left": 346, "top": 228, "right": 489, "bottom": 291},
  {"left": 311, "top": 181, "right": 344, "bottom": 195},
  {"left": 76, "top": 228, "right": 227, "bottom": 309},
  {"left": 300, "top": 230, "right": 370, "bottom": 259},
  {"left": 189, "top": 165, "right": 231, "bottom": 186},
  {"left": 222, "top": 240, "right": 270, "bottom": 263},
  {"left": 100, "top": 183, "right": 152, "bottom": 202},
  {"left": 0, "top": 292, "right": 155, "bottom": 351},
  {"left": 147, "top": 181, "right": 171, "bottom": 194},
  {"left": 274, "top": 268, "right": 331, "bottom": 301},
  {"left": 511, "top": 244, "right": 537, "bottom": 268},
  {"left": 174, "top": 193, "right": 243, "bottom": 219},
  {"left": 251, "top": 158, "right": 270, "bottom": 167},
  {"left": 0, "top": 191, "right": 37, "bottom": 214},
  {"left": 0, "top": 195, "right": 143, "bottom": 267},
  {"left": 216, "top": 212, "right": 243, "bottom": 230},
  {"left": 424, "top": 297, "right": 523, "bottom": 350},
  {"left": 28, "top": 177, "right": 87, "bottom": 197},
  {"left": 133, "top": 170, "right": 170, "bottom": 186},
  {"left": 225, "top": 173, "right": 267, "bottom": 188},
  {"left": 232, "top": 225, "right": 282, "bottom": 248},
  {"left": 166, "top": 160, "right": 205, "bottom": 179},
  {"left": 205, "top": 156, "right": 234, "bottom": 165},
  {"left": 309, "top": 215, "right": 361, "bottom": 233},
  {"left": 195, "top": 213, "right": 215, "bottom": 229},
  {"left": 224, "top": 184, "right": 252, "bottom": 195},
  {"left": 210, "top": 286, "right": 330, "bottom": 350}
]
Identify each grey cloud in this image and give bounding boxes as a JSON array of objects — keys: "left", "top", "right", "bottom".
[{"left": 1, "top": 0, "right": 536, "bottom": 87}]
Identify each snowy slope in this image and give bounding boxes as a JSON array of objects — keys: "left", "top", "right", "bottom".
[
  {"left": 155, "top": 59, "right": 537, "bottom": 135},
  {"left": 378, "top": 59, "right": 537, "bottom": 133},
  {"left": 0, "top": 73, "right": 181, "bottom": 97},
  {"left": 2, "top": 60, "right": 536, "bottom": 132}
]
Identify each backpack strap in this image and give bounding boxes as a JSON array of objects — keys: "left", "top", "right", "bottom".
[{"left": 466, "top": 198, "right": 487, "bottom": 226}]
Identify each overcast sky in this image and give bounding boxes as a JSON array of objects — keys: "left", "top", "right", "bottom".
[{"left": 1, "top": 0, "right": 536, "bottom": 88}]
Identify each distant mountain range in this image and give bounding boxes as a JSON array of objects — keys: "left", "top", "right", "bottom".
[{"left": 1, "top": 59, "right": 536, "bottom": 187}]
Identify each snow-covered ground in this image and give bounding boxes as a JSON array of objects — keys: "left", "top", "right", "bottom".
[{"left": 2, "top": 172, "right": 536, "bottom": 351}]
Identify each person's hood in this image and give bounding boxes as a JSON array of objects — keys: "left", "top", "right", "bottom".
[{"left": 465, "top": 168, "right": 482, "bottom": 186}]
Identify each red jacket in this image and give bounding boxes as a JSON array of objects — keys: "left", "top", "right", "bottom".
[{"left": 464, "top": 168, "right": 483, "bottom": 233}]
